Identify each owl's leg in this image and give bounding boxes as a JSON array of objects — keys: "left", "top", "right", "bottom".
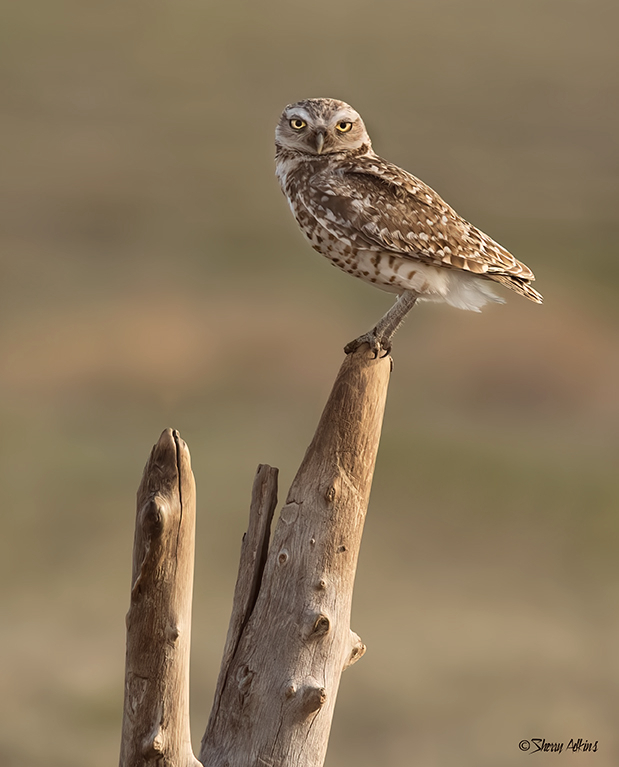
[{"left": 344, "top": 291, "right": 418, "bottom": 357}]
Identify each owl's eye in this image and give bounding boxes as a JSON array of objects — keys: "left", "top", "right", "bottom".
[
  {"left": 335, "top": 121, "right": 353, "bottom": 133},
  {"left": 289, "top": 118, "right": 307, "bottom": 130}
]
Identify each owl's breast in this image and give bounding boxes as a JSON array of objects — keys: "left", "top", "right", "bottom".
[
  {"left": 279, "top": 158, "right": 409, "bottom": 290},
  {"left": 287, "top": 193, "right": 359, "bottom": 261}
]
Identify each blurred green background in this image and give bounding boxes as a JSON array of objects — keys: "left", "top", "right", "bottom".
[{"left": 1, "top": 1, "right": 618, "bottom": 765}]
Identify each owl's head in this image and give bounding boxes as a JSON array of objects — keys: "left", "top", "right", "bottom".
[{"left": 275, "top": 98, "right": 371, "bottom": 156}]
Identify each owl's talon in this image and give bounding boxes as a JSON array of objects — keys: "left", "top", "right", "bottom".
[{"left": 344, "top": 331, "right": 389, "bottom": 358}]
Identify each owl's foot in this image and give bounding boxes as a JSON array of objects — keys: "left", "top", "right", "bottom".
[
  {"left": 344, "top": 331, "right": 391, "bottom": 358},
  {"left": 344, "top": 292, "right": 418, "bottom": 358}
]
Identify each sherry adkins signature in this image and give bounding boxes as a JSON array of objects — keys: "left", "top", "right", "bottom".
[{"left": 519, "top": 738, "right": 598, "bottom": 754}]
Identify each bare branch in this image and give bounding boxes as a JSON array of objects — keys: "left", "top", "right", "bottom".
[{"left": 204, "top": 464, "right": 279, "bottom": 736}]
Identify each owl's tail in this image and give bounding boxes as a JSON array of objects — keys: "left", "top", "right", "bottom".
[{"left": 489, "top": 274, "right": 543, "bottom": 304}]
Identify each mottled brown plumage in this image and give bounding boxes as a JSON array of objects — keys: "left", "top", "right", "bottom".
[{"left": 275, "top": 98, "right": 542, "bottom": 353}]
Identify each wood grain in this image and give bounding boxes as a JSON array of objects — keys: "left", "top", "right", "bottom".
[
  {"left": 119, "top": 428, "right": 201, "bottom": 767},
  {"left": 200, "top": 346, "right": 391, "bottom": 767}
]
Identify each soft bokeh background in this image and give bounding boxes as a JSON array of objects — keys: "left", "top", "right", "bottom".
[{"left": 1, "top": 1, "right": 618, "bottom": 765}]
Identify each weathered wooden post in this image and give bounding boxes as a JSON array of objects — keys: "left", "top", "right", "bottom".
[
  {"left": 119, "top": 346, "right": 391, "bottom": 766},
  {"left": 119, "top": 428, "right": 201, "bottom": 767}
]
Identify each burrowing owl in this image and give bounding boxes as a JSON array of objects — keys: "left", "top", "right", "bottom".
[{"left": 275, "top": 98, "right": 542, "bottom": 355}]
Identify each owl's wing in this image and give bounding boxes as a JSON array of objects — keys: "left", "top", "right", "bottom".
[{"left": 298, "top": 154, "right": 536, "bottom": 283}]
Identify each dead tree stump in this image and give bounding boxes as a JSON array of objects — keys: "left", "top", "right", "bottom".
[
  {"left": 119, "top": 428, "right": 201, "bottom": 767},
  {"left": 119, "top": 346, "right": 391, "bottom": 766}
]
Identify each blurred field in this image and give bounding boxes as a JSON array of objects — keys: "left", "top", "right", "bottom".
[{"left": 1, "top": 1, "right": 618, "bottom": 765}]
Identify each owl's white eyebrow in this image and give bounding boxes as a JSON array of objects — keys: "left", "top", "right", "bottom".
[
  {"left": 287, "top": 108, "right": 312, "bottom": 122},
  {"left": 331, "top": 110, "right": 356, "bottom": 123}
]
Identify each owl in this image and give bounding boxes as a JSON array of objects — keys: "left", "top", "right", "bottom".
[{"left": 275, "top": 98, "right": 542, "bottom": 355}]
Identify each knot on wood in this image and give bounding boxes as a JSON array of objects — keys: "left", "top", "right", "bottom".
[
  {"left": 324, "top": 485, "right": 337, "bottom": 503},
  {"left": 141, "top": 719, "right": 164, "bottom": 757},
  {"left": 300, "top": 682, "right": 327, "bottom": 716},
  {"left": 316, "top": 578, "right": 327, "bottom": 591},
  {"left": 277, "top": 549, "right": 289, "bottom": 566},
  {"left": 308, "top": 612, "right": 331, "bottom": 639},
  {"left": 236, "top": 664, "right": 254, "bottom": 694},
  {"left": 141, "top": 497, "right": 166, "bottom": 539},
  {"left": 344, "top": 630, "right": 366, "bottom": 670},
  {"left": 279, "top": 502, "right": 299, "bottom": 525},
  {"left": 284, "top": 682, "right": 297, "bottom": 699},
  {"left": 165, "top": 623, "right": 180, "bottom": 643}
]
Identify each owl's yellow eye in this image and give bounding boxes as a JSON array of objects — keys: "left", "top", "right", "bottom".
[
  {"left": 289, "top": 118, "right": 307, "bottom": 130},
  {"left": 335, "top": 121, "right": 353, "bottom": 133}
]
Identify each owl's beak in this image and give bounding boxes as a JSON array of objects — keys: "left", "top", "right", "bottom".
[{"left": 315, "top": 131, "right": 325, "bottom": 154}]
